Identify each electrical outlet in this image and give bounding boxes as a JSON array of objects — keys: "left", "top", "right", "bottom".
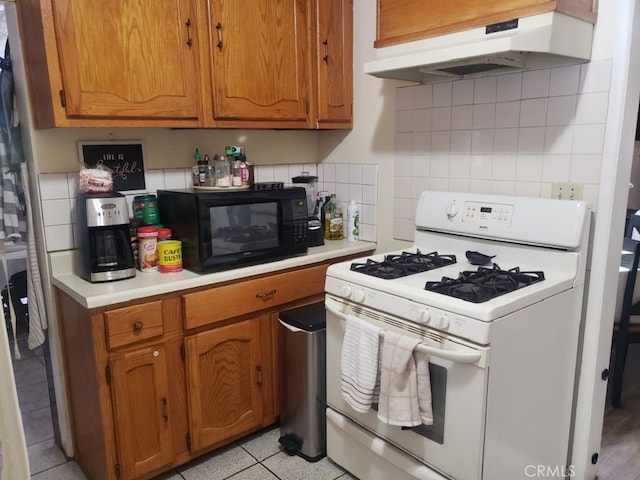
[{"left": 551, "top": 182, "right": 583, "bottom": 200}]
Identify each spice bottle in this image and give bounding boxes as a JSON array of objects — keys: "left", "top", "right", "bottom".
[
  {"left": 199, "top": 154, "right": 209, "bottom": 186},
  {"left": 192, "top": 148, "right": 201, "bottom": 186}
]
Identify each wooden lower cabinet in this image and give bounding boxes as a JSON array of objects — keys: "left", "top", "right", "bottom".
[
  {"left": 185, "top": 318, "right": 263, "bottom": 451},
  {"left": 56, "top": 254, "right": 372, "bottom": 480}
]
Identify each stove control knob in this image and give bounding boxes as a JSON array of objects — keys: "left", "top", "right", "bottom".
[
  {"left": 418, "top": 310, "right": 431, "bottom": 325},
  {"left": 353, "top": 289, "right": 366, "bottom": 303},
  {"left": 437, "top": 315, "right": 450, "bottom": 329},
  {"left": 340, "top": 285, "right": 353, "bottom": 298},
  {"left": 446, "top": 202, "right": 458, "bottom": 220}
]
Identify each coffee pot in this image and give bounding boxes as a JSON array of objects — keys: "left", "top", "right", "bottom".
[
  {"left": 77, "top": 192, "right": 136, "bottom": 282},
  {"left": 292, "top": 173, "right": 323, "bottom": 247}
]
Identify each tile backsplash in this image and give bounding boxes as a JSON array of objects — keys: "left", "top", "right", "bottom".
[
  {"left": 393, "top": 60, "right": 612, "bottom": 241},
  {"left": 39, "top": 163, "right": 378, "bottom": 252}
]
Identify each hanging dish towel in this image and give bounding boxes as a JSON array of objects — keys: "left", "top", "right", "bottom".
[
  {"left": 377, "top": 331, "right": 423, "bottom": 427},
  {"left": 415, "top": 349, "right": 434, "bottom": 425},
  {"left": 341, "top": 314, "right": 381, "bottom": 413}
]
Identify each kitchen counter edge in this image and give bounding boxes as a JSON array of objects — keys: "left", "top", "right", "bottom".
[{"left": 50, "top": 240, "right": 376, "bottom": 309}]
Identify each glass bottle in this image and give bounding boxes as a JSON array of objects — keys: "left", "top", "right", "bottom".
[{"left": 324, "top": 193, "right": 344, "bottom": 240}]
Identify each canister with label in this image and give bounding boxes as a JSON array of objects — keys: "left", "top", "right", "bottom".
[
  {"left": 133, "top": 195, "right": 160, "bottom": 226},
  {"left": 137, "top": 226, "right": 158, "bottom": 272},
  {"left": 158, "top": 240, "right": 183, "bottom": 273}
]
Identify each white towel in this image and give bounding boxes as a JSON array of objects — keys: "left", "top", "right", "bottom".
[
  {"left": 341, "top": 315, "right": 381, "bottom": 413},
  {"left": 415, "top": 350, "right": 434, "bottom": 425},
  {"left": 377, "top": 331, "right": 423, "bottom": 427}
]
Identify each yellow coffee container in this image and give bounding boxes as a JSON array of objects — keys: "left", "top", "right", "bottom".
[{"left": 158, "top": 240, "right": 183, "bottom": 273}]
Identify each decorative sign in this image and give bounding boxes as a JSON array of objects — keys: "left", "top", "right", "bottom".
[{"left": 78, "top": 141, "right": 146, "bottom": 192}]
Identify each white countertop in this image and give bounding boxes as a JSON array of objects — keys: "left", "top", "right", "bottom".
[{"left": 50, "top": 240, "right": 376, "bottom": 309}]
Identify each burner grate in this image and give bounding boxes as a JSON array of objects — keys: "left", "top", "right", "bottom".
[
  {"left": 424, "top": 265, "right": 545, "bottom": 303},
  {"left": 350, "top": 250, "right": 456, "bottom": 279}
]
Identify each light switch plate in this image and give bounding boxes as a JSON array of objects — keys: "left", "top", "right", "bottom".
[{"left": 551, "top": 182, "right": 583, "bottom": 200}]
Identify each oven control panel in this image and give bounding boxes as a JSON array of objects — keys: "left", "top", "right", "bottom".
[{"left": 460, "top": 201, "right": 513, "bottom": 226}]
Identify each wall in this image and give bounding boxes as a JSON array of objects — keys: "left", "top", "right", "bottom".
[{"left": 392, "top": 61, "right": 612, "bottom": 240}]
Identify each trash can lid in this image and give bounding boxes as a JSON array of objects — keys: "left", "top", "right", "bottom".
[{"left": 279, "top": 301, "right": 326, "bottom": 332}]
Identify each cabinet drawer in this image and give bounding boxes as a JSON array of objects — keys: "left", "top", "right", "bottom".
[
  {"left": 183, "top": 264, "right": 328, "bottom": 330},
  {"left": 105, "top": 301, "right": 164, "bottom": 349}
]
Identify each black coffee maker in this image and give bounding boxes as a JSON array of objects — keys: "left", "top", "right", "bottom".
[{"left": 77, "top": 192, "right": 136, "bottom": 282}]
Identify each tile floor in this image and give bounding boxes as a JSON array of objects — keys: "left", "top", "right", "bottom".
[{"left": 6, "top": 330, "right": 355, "bottom": 480}]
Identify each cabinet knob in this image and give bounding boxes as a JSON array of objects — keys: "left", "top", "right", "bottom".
[
  {"left": 133, "top": 321, "right": 144, "bottom": 331},
  {"left": 256, "top": 289, "right": 276, "bottom": 301}
]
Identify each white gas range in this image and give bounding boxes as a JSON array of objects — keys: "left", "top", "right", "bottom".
[{"left": 324, "top": 191, "right": 590, "bottom": 480}]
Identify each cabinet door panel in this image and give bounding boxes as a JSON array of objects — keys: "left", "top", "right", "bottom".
[
  {"left": 185, "top": 318, "right": 263, "bottom": 451},
  {"left": 208, "top": 0, "right": 310, "bottom": 122},
  {"left": 315, "top": 0, "right": 352, "bottom": 127},
  {"left": 110, "top": 346, "right": 172, "bottom": 480},
  {"left": 52, "top": 0, "right": 200, "bottom": 118}
]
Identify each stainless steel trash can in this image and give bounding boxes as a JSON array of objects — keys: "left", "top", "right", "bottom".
[{"left": 278, "top": 301, "right": 326, "bottom": 462}]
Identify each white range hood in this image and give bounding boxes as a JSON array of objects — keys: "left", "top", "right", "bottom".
[{"left": 364, "top": 12, "right": 594, "bottom": 83}]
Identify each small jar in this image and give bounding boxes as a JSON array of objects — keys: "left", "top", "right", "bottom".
[
  {"left": 133, "top": 195, "right": 160, "bottom": 226},
  {"left": 157, "top": 228, "right": 172, "bottom": 242},
  {"left": 137, "top": 226, "right": 158, "bottom": 272}
]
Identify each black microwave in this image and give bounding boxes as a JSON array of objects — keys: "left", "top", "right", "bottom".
[{"left": 157, "top": 188, "right": 309, "bottom": 273}]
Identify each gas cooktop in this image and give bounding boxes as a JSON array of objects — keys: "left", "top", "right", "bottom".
[{"left": 350, "top": 250, "right": 457, "bottom": 279}]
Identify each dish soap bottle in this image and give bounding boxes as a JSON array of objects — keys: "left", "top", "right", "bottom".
[
  {"left": 324, "top": 193, "right": 344, "bottom": 240},
  {"left": 347, "top": 200, "right": 359, "bottom": 242}
]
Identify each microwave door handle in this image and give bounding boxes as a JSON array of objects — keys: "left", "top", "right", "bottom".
[{"left": 325, "top": 299, "right": 482, "bottom": 365}]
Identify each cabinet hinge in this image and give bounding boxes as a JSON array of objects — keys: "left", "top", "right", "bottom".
[
  {"left": 105, "top": 365, "right": 111, "bottom": 385},
  {"left": 186, "top": 432, "right": 191, "bottom": 450},
  {"left": 114, "top": 463, "right": 121, "bottom": 478},
  {"left": 180, "top": 343, "right": 185, "bottom": 360},
  {"left": 59, "top": 89, "right": 66, "bottom": 107}
]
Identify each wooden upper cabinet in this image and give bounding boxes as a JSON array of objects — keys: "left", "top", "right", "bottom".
[
  {"left": 204, "top": 0, "right": 311, "bottom": 127},
  {"left": 314, "top": 0, "right": 353, "bottom": 129},
  {"left": 19, "top": 0, "right": 202, "bottom": 128},
  {"left": 375, "top": 0, "right": 598, "bottom": 48}
]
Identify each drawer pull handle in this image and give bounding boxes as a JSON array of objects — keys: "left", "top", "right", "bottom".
[
  {"left": 256, "top": 289, "right": 276, "bottom": 301},
  {"left": 133, "top": 321, "right": 144, "bottom": 331},
  {"left": 161, "top": 396, "right": 168, "bottom": 423},
  {"left": 256, "top": 365, "right": 263, "bottom": 386}
]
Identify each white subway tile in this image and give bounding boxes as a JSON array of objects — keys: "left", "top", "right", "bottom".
[
  {"left": 411, "top": 176, "right": 430, "bottom": 198},
  {"left": 471, "top": 129, "right": 494, "bottom": 154},
  {"left": 450, "top": 130, "right": 472, "bottom": 154},
  {"left": 517, "top": 127, "right": 545, "bottom": 154},
  {"left": 549, "top": 65, "right": 580, "bottom": 96},
  {"left": 474, "top": 76, "right": 497, "bottom": 104},
  {"left": 414, "top": 84, "right": 433, "bottom": 109},
  {"left": 430, "top": 177, "right": 449, "bottom": 191},
  {"left": 520, "top": 98, "right": 548, "bottom": 127},
  {"left": 411, "top": 155, "right": 430, "bottom": 177},
  {"left": 394, "top": 197, "right": 413, "bottom": 219},
  {"left": 349, "top": 164, "right": 363, "bottom": 184},
  {"left": 45, "top": 225, "right": 75, "bottom": 252},
  {"left": 490, "top": 180, "right": 516, "bottom": 195},
  {"left": 362, "top": 165, "right": 377, "bottom": 185},
  {"left": 67, "top": 173, "right": 79, "bottom": 199},
  {"left": 430, "top": 154, "right": 449, "bottom": 177},
  {"left": 472, "top": 103, "right": 496, "bottom": 129},
  {"left": 570, "top": 155, "right": 602, "bottom": 183},
  {"left": 39, "top": 173, "right": 70, "bottom": 200},
  {"left": 514, "top": 182, "right": 542, "bottom": 197},
  {"left": 449, "top": 155, "right": 471, "bottom": 178},
  {"left": 394, "top": 176, "right": 413, "bottom": 198},
  {"left": 145, "top": 170, "right": 165, "bottom": 193},
  {"left": 432, "top": 107, "right": 452, "bottom": 131},
  {"left": 334, "top": 164, "right": 349, "bottom": 184},
  {"left": 451, "top": 105, "right": 473, "bottom": 130},
  {"left": 412, "top": 132, "right": 431, "bottom": 154},
  {"left": 469, "top": 179, "right": 492, "bottom": 193},
  {"left": 575, "top": 92, "right": 609, "bottom": 125},
  {"left": 334, "top": 183, "right": 350, "bottom": 203},
  {"left": 348, "top": 184, "right": 363, "bottom": 204},
  {"left": 545, "top": 126, "right": 575, "bottom": 154},
  {"left": 541, "top": 154, "right": 571, "bottom": 182},
  {"left": 361, "top": 204, "right": 376, "bottom": 225},
  {"left": 495, "top": 101, "right": 521, "bottom": 128},
  {"left": 255, "top": 165, "right": 275, "bottom": 182},
  {"left": 448, "top": 178, "right": 470, "bottom": 192},
  {"left": 322, "top": 163, "right": 336, "bottom": 182},
  {"left": 395, "top": 132, "right": 413, "bottom": 154},
  {"left": 579, "top": 60, "right": 612, "bottom": 93},
  {"left": 42, "top": 198, "right": 73, "bottom": 226},
  {"left": 362, "top": 185, "right": 377, "bottom": 205},
  {"left": 492, "top": 155, "right": 517, "bottom": 181},
  {"left": 431, "top": 131, "right": 451, "bottom": 153},
  {"left": 572, "top": 124, "right": 606, "bottom": 155},
  {"left": 433, "top": 82, "right": 453, "bottom": 107},
  {"left": 493, "top": 128, "right": 519, "bottom": 153},
  {"left": 360, "top": 223, "right": 377, "bottom": 243},
  {"left": 452, "top": 79, "right": 474, "bottom": 106},
  {"left": 470, "top": 155, "right": 494, "bottom": 180},
  {"left": 396, "top": 110, "right": 414, "bottom": 132},
  {"left": 413, "top": 108, "right": 432, "bottom": 132},
  {"left": 393, "top": 218, "right": 415, "bottom": 241},
  {"left": 522, "top": 69, "right": 550, "bottom": 99},
  {"left": 515, "top": 155, "right": 544, "bottom": 182},
  {"left": 497, "top": 72, "right": 522, "bottom": 101},
  {"left": 163, "top": 169, "right": 187, "bottom": 189},
  {"left": 546, "top": 95, "right": 577, "bottom": 126},
  {"left": 273, "top": 165, "right": 290, "bottom": 183}
]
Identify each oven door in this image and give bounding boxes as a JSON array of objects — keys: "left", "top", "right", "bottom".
[{"left": 325, "top": 295, "right": 490, "bottom": 480}]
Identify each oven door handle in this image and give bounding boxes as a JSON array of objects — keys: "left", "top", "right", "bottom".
[{"left": 326, "top": 300, "right": 482, "bottom": 365}]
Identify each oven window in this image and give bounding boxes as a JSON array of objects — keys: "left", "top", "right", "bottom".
[
  {"left": 210, "top": 202, "right": 279, "bottom": 254},
  {"left": 400, "top": 364, "right": 447, "bottom": 444}
]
